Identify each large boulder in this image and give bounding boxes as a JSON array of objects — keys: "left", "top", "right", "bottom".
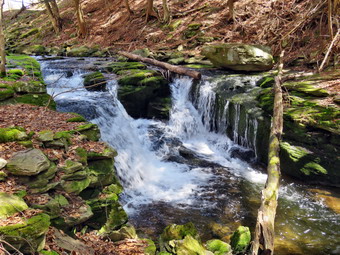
[
  {"left": 7, "top": 149, "right": 50, "bottom": 176},
  {"left": 230, "top": 226, "right": 251, "bottom": 254},
  {"left": 201, "top": 44, "right": 274, "bottom": 71}
]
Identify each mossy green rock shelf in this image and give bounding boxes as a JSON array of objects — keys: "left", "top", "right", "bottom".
[
  {"left": 0, "top": 213, "right": 50, "bottom": 253},
  {"left": 0, "top": 192, "right": 28, "bottom": 219}
]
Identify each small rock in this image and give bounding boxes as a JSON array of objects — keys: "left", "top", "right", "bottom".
[{"left": 0, "top": 158, "right": 7, "bottom": 169}]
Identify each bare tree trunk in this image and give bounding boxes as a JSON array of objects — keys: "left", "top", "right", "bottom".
[
  {"left": 73, "top": 0, "right": 87, "bottom": 38},
  {"left": 124, "top": 0, "right": 133, "bottom": 15},
  {"left": 0, "top": 0, "right": 6, "bottom": 74},
  {"left": 251, "top": 50, "right": 285, "bottom": 255},
  {"left": 118, "top": 51, "right": 202, "bottom": 80},
  {"left": 10, "top": 0, "right": 26, "bottom": 20},
  {"left": 227, "top": 0, "right": 236, "bottom": 21},
  {"left": 50, "top": 0, "right": 62, "bottom": 29},
  {"left": 145, "top": 0, "right": 157, "bottom": 22},
  {"left": 44, "top": 0, "right": 62, "bottom": 33},
  {"left": 162, "top": 0, "right": 171, "bottom": 23}
]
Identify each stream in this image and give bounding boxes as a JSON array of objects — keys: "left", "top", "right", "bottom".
[{"left": 39, "top": 57, "right": 340, "bottom": 255}]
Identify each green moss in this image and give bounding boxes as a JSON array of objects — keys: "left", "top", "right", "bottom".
[
  {"left": 256, "top": 76, "right": 275, "bottom": 88},
  {"left": 15, "top": 93, "right": 56, "bottom": 109},
  {"left": 206, "top": 239, "right": 231, "bottom": 255},
  {"left": 83, "top": 72, "right": 106, "bottom": 90},
  {"left": 40, "top": 250, "right": 60, "bottom": 255},
  {"left": 0, "top": 213, "right": 50, "bottom": 253},
  {"left": 99, "top": 202, "right": 128, "bottom": 233},
  {"left": 0, "top": 85, "right": 15, "bottom": 101},
  {"left": 143, "top": 239, "right": 157, "bottom": 255},
  {"left": 37, "top": 130, "right": 54, "bottom": 142},
  {"left": 67, "top": 46, "right": 97, "bottom": 57},
  {"left": 118, "top": 70, "right": 159, "bottom": 86},
  {"left": 230, "top": 226, "right": 251, "bottom": 253},
  {"left": 61, "top": 178, "right": 91, "bottom": 194},
  {"left": 301, "top": 162, "right": 327, "bottom": 175},
  {"left": 106, "top": 61, "right": 146, "bottom": 74},
  {"left": 184, "top": 64, "right": 214, "bottom": 69},
  {"left": 0, "top": 192, "right": 28, "bottom": 219},
  {"left": 140, "top": 76, "right": 168, "bottom": 86},
  {"left": 88, "top": 159, "right": 118, "bottom": 187},
  {"left": 19, "top": 28, "right": 39, "bottom": 39},
  {"left": 0, "top": 127, "right": 28, "bottom": 143},
  {"left": 66, "top": 113, "right": 86, "bottom": 122},
  {"left": 23, "top": 45, "right": 47, "bottom": 55},
  {"left": 7, "top": 55, "right": 41, "bottom": 74},
  {"left": 176, "top": 235, "right": 206, "bottom": 255},
  {"left": 75, "top": 123, "right": 100, "bottom": 141},
  {"left": 13, "top": 81, "right": 46, "bottom": 94},
  {"left": 161, "top": 222, "right": 199, "bottom": 242},
  {"left": 284, "top": 81, "right": 329, "bottom": 97}
]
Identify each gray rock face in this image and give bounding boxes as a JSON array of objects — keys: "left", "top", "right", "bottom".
[
  {"left": 7, "top": 149, "right": 50, "bottom": 176},
  {"left": 201, "top": 43, "right": 274, "bottom": 71}
]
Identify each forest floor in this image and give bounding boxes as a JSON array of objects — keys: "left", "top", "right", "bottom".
[{"left": 4, "top": 0, "right": 339, "bottom": 66}]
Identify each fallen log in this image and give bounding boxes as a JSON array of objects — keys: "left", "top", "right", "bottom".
[
  {"left": 251, "top": 50, "right": 285, "bottom": 255},
  {"left": 117, "top": 51, "right": 202, "bottom": 80}
]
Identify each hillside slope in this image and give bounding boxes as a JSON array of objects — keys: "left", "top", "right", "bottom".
[{"left": 4, "top": 0, "right": 339, "bottom": 67}]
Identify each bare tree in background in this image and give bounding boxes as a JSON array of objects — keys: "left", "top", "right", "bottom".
[
  {"left": 73, "top": 0, "right": 87, "bottom": 38},
  {"left": 43, "top": 0, "right": 62, "bottom": 33},
  {"left": 162, "top": 0, "right": 171, "bottom": 23},
  {"left": 145, "top": 0, "right": 157, "bottom": 22},
  {"left": 0, "top": 0, "right": 6, "bottom": 74},
  {"left": 124, "top": 0, "right": 133, "bottom": 15}
]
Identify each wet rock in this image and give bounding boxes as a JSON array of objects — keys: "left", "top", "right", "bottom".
[
  {"left": 230, "top": 226, "right": 251, "bottom": 253},
  {"left": 7, "top": 149, "right": 50, "bottom": 176},
  {"left": 0, "top": 127, "right": 28, "bottom": 143},
  {"left": 64, "top": 204, "right": 93, "bottom": 226},
  {"left": 0, "top": 213, "right": 50, "bottom": 253},
  {"left": 66, "top": 46, "right": 98, "bottom": 57},
  {"left": 309, "top": 189, "right": 340, "bottom": 214},
  {"left": 202, "top": 44, "right": 274, "bottom": 71},
  {"left": 206, "top": 239, "right": 232, "bottom": 255},
  {"left": 0, "top": 192, "right": 28, "bottom": 219},
  {"left": 22, "top": 45, "right": 47, "bottom": 55}
]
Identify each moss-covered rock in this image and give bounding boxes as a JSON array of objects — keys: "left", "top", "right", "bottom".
[
  {"left": 206, "top": 239, "right": 231, "bottom": 255},
  {"left": 98, "top": 201, "right": 128, "bottom": 233},
  {"left": 230, "top": 226, "right": 251, "bottom": 254},
  {"left": 7, "top": 148, "right": 50, "bottom": 176},
  {"left": 0, "top": 192, "right": 28, "bottom": 219},
  {"left": 284, "top": 81, "right": 329, "bottom": 97},
  {"left": 0, "top": 84, "right": 15, "bottom": 101},
  {"left": 61, "top": 177, "right": 91, "bottom": 194},
  {"left": 201, "top": 44, "right": 274, "bottom": 71},
  {"left": 13, "top": 81, "right": 47, "bottom": 94},
  {"left": 66, "top": 113, "right": 86, "bottom": 122},
  {"left": 37, "top": 130, "right": 54, "bottom": 142},
  {"left": 75, "top": 123, "right": 100, "bottom": 141},
  {"left": 106, "top": 61, "right": 146, "bottom": 74},
  {"left": 19, "top": 28, "right": 39, "bottom": 39},
  {"left": 183, "top": 23, "right": 202, "bottom": 39},
  {"left": 66, "top": 46, "right": 98, "bottom": 57},
  {"left": 0, "top": 127, "right": 28, "bottom": 142},
  {"left": 280, "top": 142, "right": 329, "bottom": 178},
  {"left": 15, "top": 94, "right": 56, "bottom": 109},
  {"left": 0, "top": 213, "right": 50, "bottom": 253},
  {"left": 161, "top": 222, "right": 199, "bottom": 242},
  {"left": 175, "top": 235, "right": 207, "bottom": 255},
  {"left": 22, "top": 44, "right": 47, "bottom": 55},
  {"left": 108, "top": 224, "right": 138, "bottom": 242},
  {"left": 83, "top": 72, "right": 106, "bottom": 91}
]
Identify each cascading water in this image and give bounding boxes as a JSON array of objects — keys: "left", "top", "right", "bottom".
[{"left": 39, "top": 57, "right": 340, "bottom": 255}]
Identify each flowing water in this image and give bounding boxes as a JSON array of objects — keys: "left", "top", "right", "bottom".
[{"left": 39, "top": 57, "right": 340, "bottom": 255}]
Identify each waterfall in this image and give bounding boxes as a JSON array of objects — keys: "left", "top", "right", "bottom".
[{"left": 39, "top": 57, "right": 340, "bottom": 255}]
